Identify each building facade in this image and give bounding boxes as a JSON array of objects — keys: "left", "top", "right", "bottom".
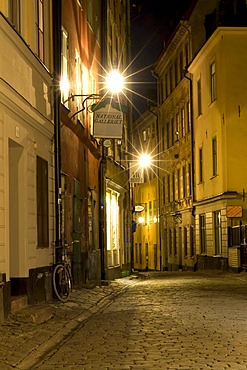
[
  {"left": 0, "top": 2, "right": 54, "bottom": 321},
  {"left": 131, "top": 110, "right": 160, "bottom": 271},
  {"left": 100, "top": 0, "right": 131, "bottom": 280},
  {"left": 154, "top": 0, "right": 218, "bottom": 271},
  {"left": 189, "top": 26, "right": 247, "bottom": 271},
  {"left": 60, "top": 0, "right": 102, "bottom": 286}
]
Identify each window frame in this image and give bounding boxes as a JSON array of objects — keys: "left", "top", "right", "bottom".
[
  {"left": 199, "top": 214, "right": 206, "bottom": 254},
  {"left": 197, "top": 77, "right": 202, "bottom": 116},
  {"left": 36, "top": 0, "right": 44, "bottom": 62},
  {"left": 199, "top": 147, "right": 203, "bottom": 183},
  {"left": 212, "top": 136, "right": 217, "bottom": 177},
  {"left": 210, "top": 61, "right": 216, "bottom": 102},
  {"left": 37, "top": 156, "right": 49, "bottom": 247},
  {"left": 214, "top": 211, "right": 222, "bottom": 255}
]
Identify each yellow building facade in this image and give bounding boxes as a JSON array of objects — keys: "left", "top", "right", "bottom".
[
  {"left": 131, "top": 110, "right": 160, "bottom": 271},
  {"left": 189, "top": 27, "right": 247, "bottom": 271}
]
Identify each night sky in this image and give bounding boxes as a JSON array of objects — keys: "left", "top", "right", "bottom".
[{"left": 130, "top": 0, "right": 194, "bottom": 118}]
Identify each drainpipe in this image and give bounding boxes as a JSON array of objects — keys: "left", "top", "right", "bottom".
[
  {"left": 99, "top": 0, "right": 107, "bottom": 280},
  {"left": 53, "top": 0, "right": 62, "bottom": 259},
  {"left": 150, "top": 69, "right": 163, "bottom": 270},
  {"left": 184, "top": 70, "right": 195, "bottom": 213}
]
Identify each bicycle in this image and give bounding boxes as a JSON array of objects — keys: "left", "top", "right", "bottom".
[{"left": 52, "top": 240, "right": 78, "bottom": 302}]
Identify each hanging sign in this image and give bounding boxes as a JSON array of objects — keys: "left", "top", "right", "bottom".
[
  {"left": 129, "top": 166, "right": 144, "bottom": 184},
  {"left": 92, "top": 98, "right": 125, "bottom": 139}
]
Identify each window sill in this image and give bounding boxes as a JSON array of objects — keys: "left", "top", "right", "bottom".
[{"left": 210, "top": 174, "right": 218, "bottom": 180}]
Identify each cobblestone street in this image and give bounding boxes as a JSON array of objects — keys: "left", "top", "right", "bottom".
[{"left": 32, "top": 272, "right": 247, "bottom": 370}]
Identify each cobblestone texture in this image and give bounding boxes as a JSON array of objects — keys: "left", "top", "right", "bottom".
[{"left": 1, "top": 271, "right": 247, "bottom": 369}]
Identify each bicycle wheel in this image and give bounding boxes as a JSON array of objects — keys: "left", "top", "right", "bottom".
[{"left": 53, "top": 264, "right": 72, "bottom": 302}]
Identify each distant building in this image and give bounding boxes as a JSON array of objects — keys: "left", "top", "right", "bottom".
[
  {"left": 154, "top": 0, "right": 247, "bottom": 272},
  {"left": 131, "top": 109, "right": 160, "bottom": 271},
  {"left": 154, "top": 0, "right": 218, "bottom": 271}
]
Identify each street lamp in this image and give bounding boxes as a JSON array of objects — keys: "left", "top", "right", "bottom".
[
  {"left": 139, "top": 153, "right": 151, "bottom": 168},
  {"left": 105, "top": 69, "right": 125, "bottom": 94}
]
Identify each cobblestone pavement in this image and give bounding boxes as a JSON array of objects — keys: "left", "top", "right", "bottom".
[
  {"left": 0, "top": 278, "right": 135, "bottom": 370},
  {"left": 35, "top": 272, "right": 247, "bottom": 369},
  {"left": 2, "top": 271, "right": 247, "bottom": 370}
]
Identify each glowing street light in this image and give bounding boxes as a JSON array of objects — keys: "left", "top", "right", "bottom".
[
  {"left": 138, "top": 216, "right": 145, "bottom": 224},
  {"left": 139, "top": 153, "right": 151, "bottom": 168},
  {"left": 106, "top": 69, "right": 124, "bottom": 94}
]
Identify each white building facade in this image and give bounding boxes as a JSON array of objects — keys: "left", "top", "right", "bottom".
[{"left": 0, "top": 3, "right": 54, "bottom": 321}]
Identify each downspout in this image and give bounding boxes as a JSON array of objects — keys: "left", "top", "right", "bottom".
[
  {"left": 150, "top": 69, "right": 163, "bottom": 270},
  {"left": 53, "top": 0, "right": 62, "bottom": 259},
  {"left": 99, "top": 0, "right": 107, "bottom": 280},
  {"left": 184, "top": 70, "right": 195, "bottom": 213},
  {"left": 126, "top": 0, "right": 133, "bottom": 274}
]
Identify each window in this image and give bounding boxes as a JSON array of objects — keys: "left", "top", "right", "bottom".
[
  {"left": 143, "top": 130, "right": 146, "bottom": 142},
  {"left": 167, "top": 174, "right": 171, "bottom": 203},
  {"left": 106, "top": 190, "right": 119, "bottom": 258},
  {"left": 179, "top": 51, "right": 183, "bottom": 81},
  {"left": 149, "top": 201, "right": 152, "bottom": 224},
  {"left": 182, "top": 166, "right": 186, "bottom": 198},
  {"left": 184, "top": 227, "right": 188, "bottom": 256},
  {"left": 144, "top": 203, "right": 147, "bottom": 224},
  {"left": 172, "top": 173, "right": 175, "bottom": 202},
  {"left": 199, "top": 147, "right": 203, "bottom": 182},
  {"left": 188, "top": 163, "right": 192, "bottom": 196},
  {"left": 153, "top": 200, "right": 157, "bottom": 223},
  {"left": 37, "top": 156, "right": 49, "bottom": 247},
  {"left": 181, "top": 107, "right": 185, "bottom": 137},
  {"left": 169, "top": 229, "right": 172, "bottom": 256},
  {"left": 174, "top": 228, "right": 177, "bottom": 255},
  {"left": 147, "top": 126, "right": 151, "bottom": 139},
  {"left": 177, "top": 168, "right": 180, "bottom": 200},
  {"left": 8, "top": 0, "right": 21, "bottom": 31},
  {"left": 210, "top": 61, "right": 216, "bottom": 102},
  {"left": 197, "top": 77, "right": 202, "bottom": 116},
  {"left": 187, "top": 102, "right": 191, "bottom": 132},
  {"left": 212, "top": 137, "right": 217, "bottom": 176},
  {"left": 199, "top": 214, "right": 206, "bottom": 253},
  {"left": 61, "top": 28, "right": 69, "bottom": 106},
  {"left": 36, "top": 0, "right": 44, "bottom": 61},
  {"left": 175, "top": 113, "right": 179, "bottom": 141},
  {"left": 214, "top": 211, "right": 222, "bottom": 255},
  {"left": 75, "top": 50, "right": 84, "bottom": 123},
  {"left": 190, "top": 226, "right": 194, "bottom": 257},
  {"left": 171, "top": 118, "right": 174, "bottom": 145}
]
